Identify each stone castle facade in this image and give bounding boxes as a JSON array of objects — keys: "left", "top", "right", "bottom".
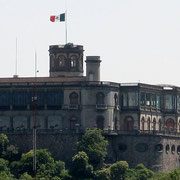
[{"left": 1, "top": 43, "right": 180, "bottom": 171}]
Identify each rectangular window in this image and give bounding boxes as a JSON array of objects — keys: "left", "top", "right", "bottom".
[
  {"left": 140, "top": 92, "right": 145, "bottom": 106},
  {"left": 122, "top": 93, "right": 127, "bottom": 107},
  {"left": 164, "top": 95, "right": 174, "bottom": 110},
  {"left": 47, "top": 90, "right": 63, "bottom": 106},
  {"left": 128, "top": 92, "right": 138, "bottom": 106},
  {"left": 146, "top": 93, "right": 151, "bottom": 106},
  {"left": 156, "top": 95, "right": 161, "bottom": 109},
  {"left": 151, "top": 94, "right": 156, "bottom": 107},
  {"left": 0, "top": 91, "right": 10, "bottom": 107},
  {"left": 177, "top": 95, "right": 180, "bottom": 110}
]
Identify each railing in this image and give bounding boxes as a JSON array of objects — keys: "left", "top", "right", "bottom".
[{"left": 1, "top": 128, "right": 180, "bottom": 136}]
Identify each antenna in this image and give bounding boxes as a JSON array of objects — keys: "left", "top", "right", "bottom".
[
  {"left": 33, "top": 51, "right": 38, "bottom": 178},
  {"left": 14, "top": 37, "right": 18, "bottom": 78},
  {"left": 65, "top": 0, "right": 68, "bottom": 44}
]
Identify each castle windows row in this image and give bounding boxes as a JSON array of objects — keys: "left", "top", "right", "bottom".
[{"left": 122, "top": 91, "right": 180, "bottom": 111}]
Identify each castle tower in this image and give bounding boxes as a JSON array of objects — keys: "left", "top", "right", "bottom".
[
  {"left": 86, "top": 56, "right": 101, "bottom": 81},
  {"left": 49, "top": 43, "right": 84, "bottom": 77}
]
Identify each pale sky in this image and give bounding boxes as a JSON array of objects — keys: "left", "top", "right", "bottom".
[{"left": 0, "top": 0, "right": 180, "bottom": 86}]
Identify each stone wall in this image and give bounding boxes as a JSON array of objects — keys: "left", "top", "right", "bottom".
[{"left": 6, "top": 133, "right": 180, "bottom": 171}]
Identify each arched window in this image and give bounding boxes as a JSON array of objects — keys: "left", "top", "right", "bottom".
[
  {"left": 69, "top": 92, "right": 78, "bottom": 105},
  {"left": 96, "top": 92, "right": 105, "bottom": 105},
  {"left": 141, "top": 117, "right": 145, "bottom": 131},
  {"left": 124, "top": 116, "right": 134, "bottom": 131},
  {"left": 147, "top": 118, "right": 151, "bottom": 131},
  {"left": 58, "top": 55, "right": 65, "bottom": 67},
  {"left": 158, "top": 119, "right": 162, "bottom": 132},
  {"left": 166, "top": 118, "right": 175, "bottom": 131},
  {"left": 96, "top": 116, "right": 104, "bottom": 130},
  {"left": 70, "top": 116, "right": 77, "bottom": 130},
  {"left": 153, "top": 118, "right": 156, "bottom": 130},
  {"left": 70, "top": 55, "right": 77, "bottom": 68}
]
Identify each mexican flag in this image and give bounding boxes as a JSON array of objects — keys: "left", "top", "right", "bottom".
[{"left": 50, "top": 13, "right": 65, "bottom": 22}]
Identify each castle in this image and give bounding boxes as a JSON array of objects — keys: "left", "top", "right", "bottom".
[{"left": 0, "top": 43, "right": 180, "bottom": 171}]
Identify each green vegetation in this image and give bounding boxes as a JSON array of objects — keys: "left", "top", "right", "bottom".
[{"left": 0, "top": 131, "right": 180, "bottom": 179}]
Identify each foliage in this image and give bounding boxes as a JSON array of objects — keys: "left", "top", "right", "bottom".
[
  {"left": 2, "top": 145, "right": 20, "bottom": 162},
  {"left": 60, "top": 171, "right": 72, "bottom": 180},
  {"left": 19, "top": 172, "right": 33, "bottom": 180},
  {"left": 110, "top": 161, "right": 129, "bottom": 180},
  {"left": 94, "top": 168, "right": 110, "bottom": 180},
  {"left": 135, "top": 163, "right": 154, "bottom": 180},
  {"left": 0, "top": 134, "right": 9, "bottom": 155},
  {"left": 0, "top": 158, "right": 9, "bottom": 172},
  {"left": 77, "top": 129, "right": 108, "bottom": 168},
  {"left": 71, "top": 151, "right": 93, "bottom": 179}
]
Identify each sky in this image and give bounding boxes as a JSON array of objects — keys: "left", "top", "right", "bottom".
[{"left": 0, "top": 0, "right": 180, "bottom": 86}]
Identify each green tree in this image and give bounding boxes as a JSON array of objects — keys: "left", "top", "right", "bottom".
[
  {"left": 95, "top": 168, "right": 110, "bottom": 180},
  {"left": 77, "top": 129, "right": 108, "bottom": 168},
  {"left": 71, "top": 151, "right": 93, "bottom": 179},
  {"left": 19, "top": 172, "right": 33, "bottom": 180},
  {"left": 110, "top": 161, "right": 129, "bottom": 180},
  {"left": 0, "top": 134, "right": 9, "bottom": 155},
  {"left": 10, "top": 149, "right": 65, "bottom": 179},
  {"left": 135, "top": 163, "right": 154, "bottom": 180}
]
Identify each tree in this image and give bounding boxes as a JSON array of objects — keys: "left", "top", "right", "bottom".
[
  {"left": 110, "top": 161, "right": 129, "bottom": 180},
  {"left": 135, "top": 163, "right": 154, "bottom": 180},
  {"left": 94, "top": 168, "right": 110, "bottom": 180},
  {"left": 10, "top": 149, "right": 65, "bottom": 179},
  {"left": 71, "top": 151, "right": 93, "bottom": 179},
  {"left": 0, "top": 134, "right": 9, "bottom": 155},
  {"left": 77, "top": 129, "right": 108, "bottom": 168}
]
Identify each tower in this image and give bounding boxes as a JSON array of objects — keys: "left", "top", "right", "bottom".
[
  {"left": 86, "top": 56, "right": 101, "bottom": 81},
  {"left": 49, "top": 43, "right": 84, "bottom": 77}
]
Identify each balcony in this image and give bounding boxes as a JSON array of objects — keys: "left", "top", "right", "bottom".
[
  {"left": 96, "top": 104, "right": 107, "bottom": 110},
  {"left": 68, "top": 104, "right": 79, "bottom": 110}
]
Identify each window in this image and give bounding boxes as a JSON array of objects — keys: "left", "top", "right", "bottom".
[
  {"left": 156, "top": 95, "right": 161, "bottom": 109},
  {"left": 177, "top": 145, "right": 180, "bottom": 154},
  {"left": 58, "top": 55, "right": 65, "bottom": 67},
  {"left": 146, "top": 93, "right": 151, "bottom": 106},
  {"left": 164, "top": 95, "right": 174, "bottom": 110},
  {"left": 140, "top": 92, "right": 145, "bottom": 106},
  {"left": 151, "top": 94, "right": 156, "bottom": 107},
  {"left": 171, "top": 145, "right": 175, "bottom": 154},
  {"left": 153, "top": 118, "right": 156, "bottom": 130},
  {"left": 158, "top": 119, "right": 162, "bottom": 131},
  {"left": 155, "top": 144, "right": 163, "bottom": 152},
  {"left": 147, "top": 118, "right": 151, "bottom": 131},
  {"left": 166, "top": 144, "right": 170, "bottom": 153},
  {"left": 96, "top": 92, "right": 105, "bottom": 105},
  {"left": 122, "top": 92, "right": 138, "bottom": 107},
  {"left": 177, "top": 95, "right": 180, "bottom": 110},
  {"left": 141, "top": 117, "right": 145, "bottom": 131},
  {"left": 70, "top": 116, "right": 77, "bottom": 130},
  {"left": 70, "top": 55, "right": 77, "bottom": 68},
  {"left": 69, "top": 92, "right": 78, "bottom": 105},
  {"left": 166, "top": 118, "right": 175, "bottom": 131},
  {"left": 124, "top": 116, "right": 134, "bottom": 131},
  {"left": 96, "top": 116, "right": 104, "bottom": 130},
  {"left": 89, "top": 73, "right": 94, "bottom": 81}
]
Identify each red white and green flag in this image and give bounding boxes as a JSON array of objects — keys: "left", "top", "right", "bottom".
[{"left": 50, "top": 13, "right": 65, "bottom": 22}]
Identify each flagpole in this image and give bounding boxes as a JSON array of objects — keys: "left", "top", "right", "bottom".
[{"left": 65, "top": 10, "right": 67, "bottom": 44}]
